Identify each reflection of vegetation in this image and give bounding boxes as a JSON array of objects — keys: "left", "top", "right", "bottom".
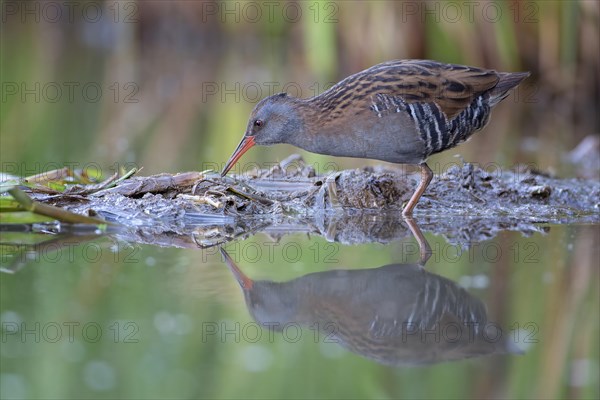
[
  {"left": 0, "top": 226, "right": 598, "bottom": 399},
  {"left": 0, "top": 230, "right": 106, "bottom": 274}
]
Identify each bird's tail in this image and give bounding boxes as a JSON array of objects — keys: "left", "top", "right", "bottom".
[{"left": 489, "top": 71, "right": 530, "bottom": 106}]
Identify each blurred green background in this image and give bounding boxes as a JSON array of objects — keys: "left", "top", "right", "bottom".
[
  {"left": 1, "top": 0, "right": 598, "bottom": 178},
  {"left": 1, "top": 1, "right": 600, "bottom": 400}
]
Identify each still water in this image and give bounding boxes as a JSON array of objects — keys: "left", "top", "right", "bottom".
[{"left": 1, "top": 222, "right": 598, "bottom": 399}]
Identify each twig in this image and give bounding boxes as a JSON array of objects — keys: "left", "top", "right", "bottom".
[
  {"left": 8, "top": 187, "right": 114, "bottom": 226},
  {"left": 225, "top": 186, "right": 274, "bottom": 206}
]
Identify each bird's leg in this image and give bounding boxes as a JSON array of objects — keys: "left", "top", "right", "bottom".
[
  {"left": 402, "top": 163, "right": 433, "bottom": 217},
  {"left": 403, "top": 216, "right": 432, "bottom": 266}
]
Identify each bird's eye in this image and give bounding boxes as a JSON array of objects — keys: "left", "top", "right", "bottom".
[{"left": 254, "top": 119, "right": 263, "bottom": 127}]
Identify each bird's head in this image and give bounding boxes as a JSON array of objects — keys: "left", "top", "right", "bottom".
[{"left": 221, "top": 93, "right": 302, "bottom": 176}]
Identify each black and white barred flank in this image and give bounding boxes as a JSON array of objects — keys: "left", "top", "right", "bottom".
[{"left": 371, "top": 93, "right": 491, "bottom": 157}]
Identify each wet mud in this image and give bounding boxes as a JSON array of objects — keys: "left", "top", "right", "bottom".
[{"left": 26, "top": 155, "right": 599, "bottom": 247}]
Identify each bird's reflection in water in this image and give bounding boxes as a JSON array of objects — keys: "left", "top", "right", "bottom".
[{"left": 220, "top": 220, "right": 522, "bottom": 366}]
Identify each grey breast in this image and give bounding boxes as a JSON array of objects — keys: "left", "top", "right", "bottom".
[{"left": 364, "top": 93, "right": 432, "bottom": 164}]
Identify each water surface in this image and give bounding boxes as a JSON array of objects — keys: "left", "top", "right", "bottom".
[{"left": 1, "top": 223, "right": 598, "bottom": 399}]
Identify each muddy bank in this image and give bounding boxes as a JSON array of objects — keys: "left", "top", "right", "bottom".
[{"left": 25, "top": 155, "right": 599, "bottom": 246}]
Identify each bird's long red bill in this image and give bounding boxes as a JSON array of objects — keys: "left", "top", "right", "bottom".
[{"left": 221, "top": 135, "right": 255, "bottom": 176}]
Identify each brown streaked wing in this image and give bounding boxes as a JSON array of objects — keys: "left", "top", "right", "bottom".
[
  {"left": 369, "top": 61, "right": 500, "bottom": 119},
  {"left": 313, "top": 60, "right": 500, "bottom": 120}
]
